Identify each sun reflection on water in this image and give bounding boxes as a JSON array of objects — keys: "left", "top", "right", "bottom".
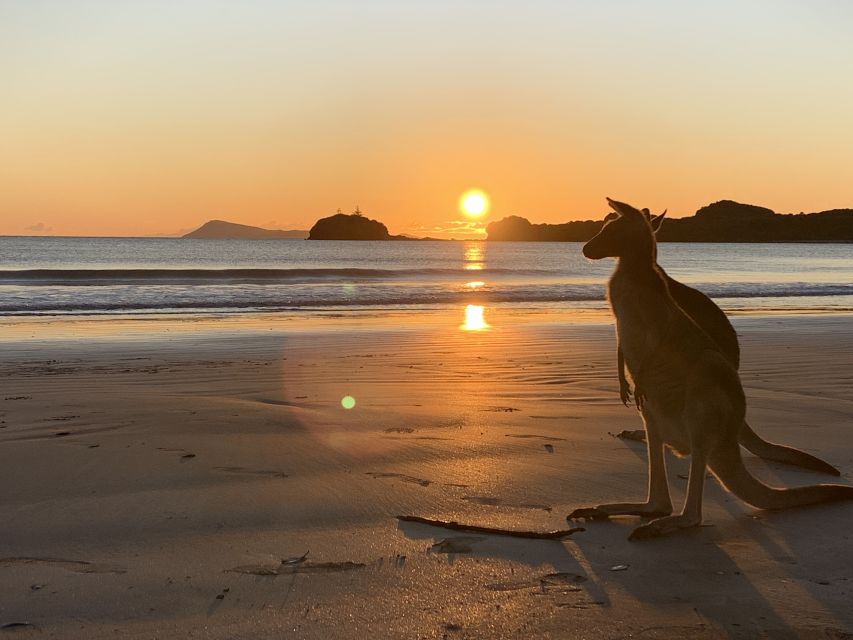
[{"left": 464, "top": 242, "right": 484, "bottom": 270}]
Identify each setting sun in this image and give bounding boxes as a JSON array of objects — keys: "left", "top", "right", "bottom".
[{"left": 459, "top": 190, "right": 490, "bottom": 218}]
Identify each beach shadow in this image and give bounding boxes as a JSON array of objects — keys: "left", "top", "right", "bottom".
[
  {"left": 710, "top": 460, "right": 853, "bottom": 635},
  {"left": 397, "top": 519, "right": 611, "bottom": 607},
  {"left": 573, "top": 520, "right": 796, "bottom": 638},
  {"left": 563, "top": 463, "right": 853, "bottom": 638}
]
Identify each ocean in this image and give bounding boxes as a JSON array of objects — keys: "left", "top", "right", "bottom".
[{"left": 0, "top": 237, "right": 851, "bottom": 316}]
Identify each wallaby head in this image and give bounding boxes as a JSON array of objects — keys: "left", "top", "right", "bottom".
[{"left": 582, "top": 198, "right": 660, "bottom": 261}]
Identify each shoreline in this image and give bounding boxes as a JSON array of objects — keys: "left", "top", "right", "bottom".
[
  {"left": 1, "top": 309, "right": 851, "bottom": 638},
  {"left": 1, "top": 304, "right": 852, "bottom": 341}
]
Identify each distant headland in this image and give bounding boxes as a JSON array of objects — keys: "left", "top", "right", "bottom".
[
  {"left": 181, "top": 200, "right": 852, "bottom": 242},
  {"left": 183, "top": 220, "right": 308, "bottom": 239},
  {"left": 486, "top": 200, "right": 853, "bottom": 242}
]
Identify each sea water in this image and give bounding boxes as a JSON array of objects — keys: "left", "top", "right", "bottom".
[{"left": 0, "top": 237, "right": 851, "bottom": 316}]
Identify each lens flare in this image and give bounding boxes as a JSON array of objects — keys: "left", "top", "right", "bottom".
[{"left": 341, "top": 395, "right": 356, "bottom": 409}]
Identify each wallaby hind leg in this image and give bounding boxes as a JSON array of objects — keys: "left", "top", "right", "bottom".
[
  {"left": 630, "top": 440, "right": 709, "bottom": 540},
  {"left": 568, "top": 423, "right": 673, "bottom": 521},
  {"left": 628, "top": 392, "right": 732, "bottom": 541}
]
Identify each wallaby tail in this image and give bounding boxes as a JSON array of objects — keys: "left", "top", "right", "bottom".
[
  {"left": 739, "top": 420, "right": 841, "bottom": 476},
  {"left": 711, "top": 440, "right": 853, "bottom": 510}
]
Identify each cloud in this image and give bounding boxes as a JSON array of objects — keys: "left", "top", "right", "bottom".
[
  {"left": 26, "top": 222, "right": 53, "bottom": 234},
  {"left": 410, "top": 220, "right": 486, "bottom": 237}
]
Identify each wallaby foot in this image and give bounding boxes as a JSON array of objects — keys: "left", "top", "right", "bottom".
[
  {"left": 628, "top": 513, "right": 702, "bottom": 540},
  {"left": 568, "top": 502, "right": 673, "bottom": 521}
]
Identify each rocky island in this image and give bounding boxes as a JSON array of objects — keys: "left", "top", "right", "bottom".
[{"left": 307, "top": 209, "right": 426, "bottom": 240}]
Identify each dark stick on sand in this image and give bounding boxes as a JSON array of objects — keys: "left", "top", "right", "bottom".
[{"left": 397, "top": 515, "right": 584, "bottom": 539}]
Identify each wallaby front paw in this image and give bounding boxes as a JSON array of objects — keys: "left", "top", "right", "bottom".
[
  {"left": 634, "top": 387, "right": 646, "bottom": 411},
  {"left": 619, "top": 382, "right": 633, "bottom": 407}
]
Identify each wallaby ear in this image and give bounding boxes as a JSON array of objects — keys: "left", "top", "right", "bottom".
[
  {"left": 606, "top": 197, "right": 621, "bottom": 216},
  {"left": 650, "top": 209, "right": 667, "bottom": 232},
  {"left": 607, "top": 198, "right": 644, "bottom": 219}
]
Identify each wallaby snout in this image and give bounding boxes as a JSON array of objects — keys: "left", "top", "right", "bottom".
[{"left": 582, "top": 237, "right": 608, "bottom": 260}]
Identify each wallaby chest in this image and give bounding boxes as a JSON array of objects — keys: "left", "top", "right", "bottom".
[{"left": 607, "top": 270, "right": 672, "bottom": 376}]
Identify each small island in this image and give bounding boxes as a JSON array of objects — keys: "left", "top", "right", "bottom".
[
  {"left": 307, "top": 207, "right": 423, "bottom": 240},
  {"left": 308, "top": 208, "right": 391, "bottom": 240}
]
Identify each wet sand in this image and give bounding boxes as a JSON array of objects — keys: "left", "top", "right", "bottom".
[{"left": 1, "top": 309, "right": 852, "bottom": 638}]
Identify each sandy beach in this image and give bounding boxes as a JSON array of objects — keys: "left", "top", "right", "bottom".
[{"left": 1, "top": 309, "right": 852, "bottom": 639}]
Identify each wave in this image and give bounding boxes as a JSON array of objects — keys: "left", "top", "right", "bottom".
[
  {"left": 0, "top": 267, "right": 548, "bottom": 285},
  {"left": 0, "top": 281, "right": 851, "bottom": 315}
]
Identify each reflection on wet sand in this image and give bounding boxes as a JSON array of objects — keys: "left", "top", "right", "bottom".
[{"left": 462, "top": 304, "right": 489, "bottom": 331}]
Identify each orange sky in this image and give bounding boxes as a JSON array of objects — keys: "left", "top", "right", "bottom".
[{"left": 2, "top": 1, "right": 853, "bottom": 237}]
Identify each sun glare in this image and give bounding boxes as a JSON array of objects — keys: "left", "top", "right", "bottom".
[
  {"left": 459, "top": 190, "right": 489, "bottom": 218},
  {"left": 462, "top": 304, "right": 489, "bottom": 331}
]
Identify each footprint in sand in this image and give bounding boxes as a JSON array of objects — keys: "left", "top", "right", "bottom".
[
  {"left": 214, "top": 466, "right": 288, "bottom": 479},
  {"left": 365, "top": 472, "right": 431, "bottom": 487},
  {"left": 486, "top": 571, "right": 587, "bottom": 592},
  {"left": 463, "top": 495, "right": 553, "bottom": 512},
  {"left": 1, "top": 622, "right": 37, "bottom": 632},
  {"left": 0, "top": 557, "right": 125, "bottom": 574},
  {"left": 610, "top": 429, "right": 646, "bottom": 442},
  {"left": 157, "top": 447, "right": 196, "bottom": 461},
  {"left": 227, "top": 560, "right": 365, "bottom": 576},
  {"left": 429, "top": 536, "right": 484, "bottom": 554}
]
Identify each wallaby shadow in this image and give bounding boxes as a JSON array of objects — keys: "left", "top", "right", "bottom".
[
  {"left": 397, "top": 519, "right": 611, "bottom": 608},
  {"left": 568, "top": 443, "right": 853, "bottom": 638}
]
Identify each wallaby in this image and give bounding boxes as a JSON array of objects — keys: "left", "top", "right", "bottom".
[
  {"left": 571, "top": 198, "right": 853, "bottom": 540},
  {"left": 612, "top": 208, "right": 840, "bottom": 476}
]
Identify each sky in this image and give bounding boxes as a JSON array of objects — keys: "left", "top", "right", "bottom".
[{"left": 2, "top": 0, "right": 853, "bottom": 237}]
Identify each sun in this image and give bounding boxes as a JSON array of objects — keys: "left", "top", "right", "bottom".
[{"left": 459, "top": 189, "right": 490, "bottom": 218}]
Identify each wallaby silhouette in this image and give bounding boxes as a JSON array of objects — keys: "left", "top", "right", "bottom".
[
  {"left": 572, "top": 198, "right": 853, "bottom": 540},
  {"left": 612, "top": 208, "right": 839, "bottom": 476}
]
